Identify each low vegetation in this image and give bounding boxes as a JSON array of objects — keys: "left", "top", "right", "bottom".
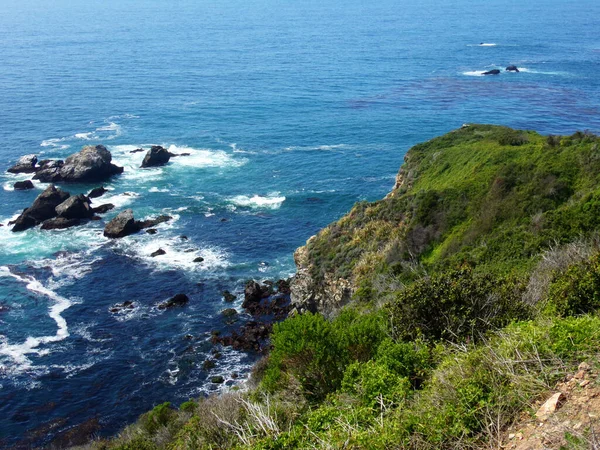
[{"left": 84, "top": 126, "right": 600, "bottom": 449}]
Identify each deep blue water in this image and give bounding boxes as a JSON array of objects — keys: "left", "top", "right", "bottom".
[{"left": 0, "top": 0, "right": 599, "bottom": 446}]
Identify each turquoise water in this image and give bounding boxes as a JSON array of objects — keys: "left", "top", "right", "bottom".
[{"left": 1, "top": 0, "right": 599, "bottom": 446}]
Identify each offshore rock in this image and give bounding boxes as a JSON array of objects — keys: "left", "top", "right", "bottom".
[
  {"left": 506, "top": 65, "right": 520, "bottom": 72},
  {"left": 91, "top": 203, "right": 115, "bottom": 214},
  {"left": 41, "top": 217, "right": 81, "bottom": 230},
  {"left": 55, "top": 194, "right": 93, "bottom": 219},
  {"left": 158, "top": 293, "right": 189, "bottom": 310},
  {"left": 150, "top": 248, "right": 166, "bottom": 257},
  {"left": 13, "top": 180, "right": 34, "bottom": 190},
  {"left": 483, "top": 69, "right": 501, "bottom": 75},
  {"left": 35, "top": 145, "right": 123, "bottom": 183},
  {"left": 12, "top": 185, "right": 70, "bottom": 232},
  {"left": 88, "top": 186, "right": 107, "bottom": 198},
  {"left": 33, "top": 160, "right": 64, "bottom": 182},
  {"left": 103, "top": 209, "right": 140, "bottom": 238},
  {"left": 242, "top": 280, "right": 267, "bottom": 308},
  {"left": 141, "top": 146, "right": 170, "bottom": 168},
  {"left": 7, "top": 155, "right": 37, "bottom": 174},
  {"left": 136, "top": 215, "right": 172, "bottom": 229}
]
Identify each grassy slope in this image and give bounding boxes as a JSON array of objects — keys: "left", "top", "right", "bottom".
[{"left": 88, "top": 126, "right": 600, "bottom": 450}]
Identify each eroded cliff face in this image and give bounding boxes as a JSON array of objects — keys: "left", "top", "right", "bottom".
[{"left": 290, "top": 239, "right": 354, "bottom": 316}]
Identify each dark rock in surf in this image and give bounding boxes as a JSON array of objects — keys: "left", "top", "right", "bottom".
[
  {"left": 136, "top": 215, "right": 172, "bottom": 229},
  {"left": 506, "top": 65, "right": 520, "bottom": 72},
  {"left": 7, "top": 155, "right": 37, "bottom": 174},
  {"left": 168, "top": 152, "right": 191, "bottom": 157},
  {"left": 483, "top": 69, "right": 501, "bottom": 75},
  {"left": 130, "top": 148, "right": 145, "bottom": 154},
  {"left": 88, "top": 186, "right": 107, "bottom": 198},
  {"left": 14, "top": 180, "right": 34, "bottom": 190},
  {"left": 210, "top": 376, "right": 224, "bottom": 384},
  {"left": 157, "top": 293, "right": 189, "bottom": 310},
  {"left": 223, "top": 290, "right": 236, "bottom": 302},
  {"left": 34, "top": 160, "right": 64, "bottom": 182},
  {"left": 141, "top": 146, "right": 170, "bottom": 168},
  {"left": 41, "top": 217, "right": 81, "bottom": 230},
  {"left": 276, "top": 279, "right": 291, "bottom": 295},
  {"left": 146, "top": 228, "right": 158, "bottom": 235},
  {"left": 12, "top": 185, "right": 70, "bottom": 232},
  {"left": 150, "top": 248, "right": 166, "bottom": 257},
  {"left": 34, "top": 145, "right": 123, "bottom": 183},
  {"left": 242, "top": 280, "right": 266, "bottom": 308},
  {"left": 193, "top": 257, "right": 204, "bottom": 263},
  {"left": 91, "top": 203, "right": 114, "bottom": 214},
  {"left": 55, "top": 194, "right": 93, "bottom": 220},
  {"left": 103, "top": 209, "right": 140, "bottom": 238}
]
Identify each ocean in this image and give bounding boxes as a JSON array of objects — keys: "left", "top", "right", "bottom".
[{"left": 1, "top": 0, "right": 599, "bottom": 446}]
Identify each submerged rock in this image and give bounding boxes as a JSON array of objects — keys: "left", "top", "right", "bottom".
[
  {"left": 158, "top": 293, "right": 189, "bottom": 310},
  {"left": 55, "top": 194, "right": 93, "bottom": 220},
  {"left": 150, "top": 248, "right": 166, "bottom": 257},
  {"left": 7, "top": 155, "right": 37, "bottom": 174},
  {"left": 130, "top": 148, "right": 145, "bottom": 154},
  {"left": 141, "top": 146, "right": 170, "bottom": 168},
  {"left": 13, "top": 180, "right": 34, "bottom": 190},
  {"left": 136, "top": 215, "right": 172, "bottom": 229},
  {"left": 146, "top": 228, "right": 158, "bottom": 235},
  {"left": 483, "top": 69, "right": 501, "bottom": 75},
  {"left": 193, "top": 257, "right": 204, "bottom": 263},
  {"left": 91, "top": 203, "right": 114, "bottom": 214},
  {"left": 12, "top": 185, "right": 70, "bottom": 232},
  {"left": 35, "top": 145, "right": 123, "bottom": 183},
  {"left": 88, "top": 186, "right": 107, "bottom": 198},
  {"left": 103, "top": 209, "right": 140, "bottom": 238},
  {"left": 506, "top": 65, "right": 520, "bottom": 72},
  {"left": 223, "top": 290, "right": 236, "bottom": 302}
]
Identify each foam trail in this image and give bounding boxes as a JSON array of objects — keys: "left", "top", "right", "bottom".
[
  {"left": 0, "top": 266, "right": 72, "bottom": 369},
  {"left": 229, "top": 194, "right": 286, "bottom": 209}
]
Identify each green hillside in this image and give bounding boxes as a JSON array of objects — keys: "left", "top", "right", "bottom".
[{"left": 89, "top": 126, "right": 600, "bottom": 450}]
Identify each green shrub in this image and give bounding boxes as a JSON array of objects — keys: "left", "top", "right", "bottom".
[
  {"left": 388, "top": 265, "right": 530, "bottom": 342},
  {"left": 139, "top": 402, "right": 175, "bottom": 435},
  {"left": 341, "top": 360, "right": 410, "bottom": 407}
]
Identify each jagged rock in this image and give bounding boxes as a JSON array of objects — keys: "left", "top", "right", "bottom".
[
  {"left": 33, "top": 160, "right": 64, "bottom": 182},
  {"left": 109, "top": 300, "right": 135, "bottom": 313},
  {"left": 141, "top": 146, "right": 170, "bottom": 168},
  {"left": 535, "top": 392, "right": 566, "bottom": 421},
  {"left": 91, "top": 203, "right": 114, "bottom": 214},
  {"left": 103, "top": 209, "right": 140, "bottom": 238},
  {"left": 34, "top": 145, "right": 123, "bottom": 183},
  {"left": 136, "top": 215, "right": 172, "bottom": 229},
  {"left": 150, "top": 249, "right": 166, "bottom": 257},
  {"left": 55, "top": 194, "right": 93, "bottom": 219},
  {"left": 41, "top": 217, "right": 81, "bottom": 230},
  {"left": 7, "top": 155, "right": 37, "bottom": 174},
  {"left": 88, "top": 186, "right": 107, "bottom": 198},
  {"left": 506, "top": 65, "right": 520, "bottom": 72},
  {"left": 12, "top": 185, "right": 70, "bottom": 232},
  {"left": 276, "top": 279, "right": 291, "bottom": 295},
  {"left": 483, "top": 69, "right": 501, "bottom": 75},
  {"left": 13, "top": 180, "right": 34, "bottom": 190},
  {"left": 243, "top": 280, "right": 265, "bottom": 308},
  {"left": 157, "top": 293, "right": 189, "bottom": 310},
  {"left": 193, "top": 257, "right": 204, "bottom": 263},
  {"left": 223, "top": 290, "right": 236, "bottom": 302}
]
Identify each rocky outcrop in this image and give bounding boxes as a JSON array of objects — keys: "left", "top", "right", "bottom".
[
  {"left": 55, "top": 194, "right": 93, "bottom": 219},
  {"left": 12, "top": 185, "right": 70, "bottom": 232},
  {"left": 506, "top": 65, "right": 520, "bottom": 72},
  {"left": 34, "top": 145, "right": 123, "bottom": 183},
  {"left": 158, "top": 293, "right": 189, "bottom": 310},
  {"left": 242, "top": 280, "right": 269, "bottom": 309},
  {"left": 103, "top": 209, "right": 140, "bottom": 238},
  {"left": 141, "top": 146, "right": 170, "bottom": 168},
  {"left": 7, "top": 155, "right": 37, "bottom": 174},
  {"left": 290, "top": 239, "right": 353, "bottom": 316},
  {"left": 136, "top": 215, "right": 172, "bottom": 229},
  {"left": 13, "top": 180, "right": 34, "bottom": 190},
  {"left": 150, "top": 249, "right": 166, "bottom": 257},
  {"left": 483, "top": 69, "right": 501, "bottom": 75}
]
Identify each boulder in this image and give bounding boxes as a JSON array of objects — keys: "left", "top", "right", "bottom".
[
  {"left": 141, "top": 146, "right": 170, "bottom": 168},
  {"left": 103, "top": 209, "right": 140, "bottom": 238},
  {"left": 221, "top": 308, "right": 238, "bottom": 318},
  {"left": 91, "top": 203, "right": 115, "bottom": 214},
  {"left": 55, "top": 194, "right": 93, "bottom": 219},
  {"left": 223, "top": 290, "right": 236, "bottom": 302},
  {"left": 88, "top": 186, "right": 107, "bottom": 198},
  {"left": 136, "top": 215, "right": 172, "bottom": 229},
  {"left": 506, "top": 65, "right": 520, "bottom": 72},
  {"left": 33, "top": 160, "right": 64, "bottom": 182},
  {"left": 13, "top": 180, "right": 34, "bottom": 190},
  {"left": 7, "top": 155, "right": 37, "bottom": 174},
  {"left": 210, "top": 376, "right": 224, "bottom": 384},
  {"left": 146, "top": 228, "right": 158, "bottom": 235},
  {"left": 242, "top": 280, "right": 268, "bottom": 308},
  {"left": 150, "top": 248, "right": 166, "bottom": 257},
  {"left": 157, "top": 293, "right": 189, "bottom": 310},
  {"left": 11, "top": 185, "right": 70, "bottom": 232},
  {"left": 35, "top": 145, "right": 123, "bottom": 183},
  {"left": 483, "top": 69, "right": 501, "bottom": 75},
  {"left": 41, "top": 217, "right": 81, "bottom": 230},
  {"left": 193, "top": 257, "right": 204, "bottom": 263}
]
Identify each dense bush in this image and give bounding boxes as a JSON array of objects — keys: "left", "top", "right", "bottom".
[{"left": 388, "top": 266, "right": 530, "bottom": 342}]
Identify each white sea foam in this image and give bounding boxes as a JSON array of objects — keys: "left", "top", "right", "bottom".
[
  {"left": 98, "top": 191, "right": 140, "bottom": 209},
  {"left": 229, "top": 194, "right": 286, "bottom": 209},
  {"left": 149, "top": 187, "right": 170, "bottom": 193},
  {"left": 0, "top": 267, "right": 74, "bottom": 371},
  {"left": 40, "top": 137, "right": 70, "bottom": 150},
  {"left": 479, "top": 43, "right": 497, "bottom": 46},
  {"left": 167, "top": 145, "right": 246, "bottom": 169}
]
